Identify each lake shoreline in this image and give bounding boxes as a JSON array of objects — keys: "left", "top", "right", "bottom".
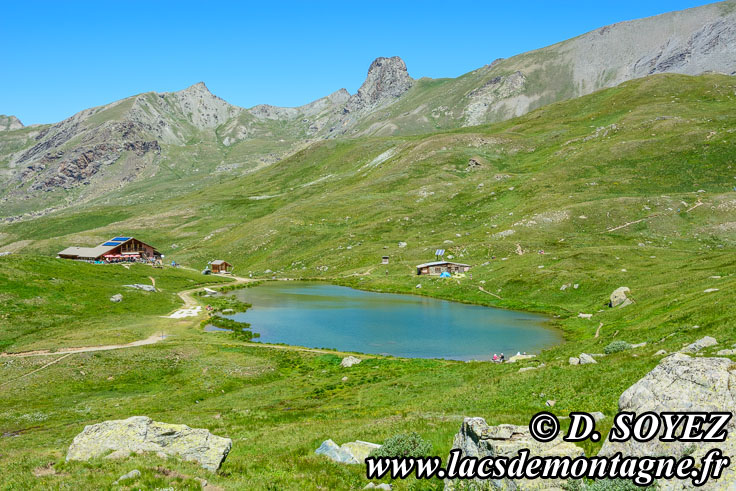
[{"left": 225, "top": 280, "right": 562, "bottom": 361}]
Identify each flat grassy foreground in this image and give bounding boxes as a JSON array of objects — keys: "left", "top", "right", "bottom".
[{"left": 0, "top": 253, "right": 734, "bottom": 489}]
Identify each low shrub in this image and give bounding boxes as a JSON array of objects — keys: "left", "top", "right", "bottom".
[
  {"left": 604, "top": 341, "right": 632, "bottom": 354},
  {"left": 369, "top": 432, "right": 433, "bottom": 458}
]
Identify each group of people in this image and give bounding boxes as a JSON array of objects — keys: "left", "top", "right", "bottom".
[{"left": 491, "top": 351, "right": 527, "bottom": 363}]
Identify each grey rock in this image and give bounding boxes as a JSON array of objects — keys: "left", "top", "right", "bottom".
[
  {"left": 113, "top": 469, "right": 140, "bottom": 484},
  {"left": 123, "top": 284, "right": 156, "bottom": 292},
  {"left": 578, "top": 353, "right": 597, "bottom": 365},
  {"left": 315, "top": 439, "right": 358, "bottom": 464},
  {"left": 569, "top": 357, "right": 580, "bottom": 365},
  {"left": 655, "top": 349, "right": 668, "bottom": 356},
  {"left": 599, "top": 353, "right": 736, "bottom": 489},
  {"left": 716, "top": 349, "right": 736, "bottom": 356},
  {"left": 110, "top": 294, "right": 123, "bottom": 303},
  {"left": 631, "top": 342, "right": 647, "bottom": 348},
  {"left": 342, "top": 440, "right": 381, "bottom": 462},
  {"left": 0, "top": 115, "right": 23, "bottom": 131},
  {"left": 680, "top": 336, "right": 718, "bottom": 353},
  {"left": 340, "top": 356, "right": 362, "bottom": 368},
  {"left": 591, "top": 412, "right": 606, "bottom": 422},
  {"left": 365, "top": 483, "right": 393, "bottom": 490},
  {"left": 66, "top": 416, "right": 231, "bottom": 471},
  {"left": 344, "top": 57, "right": 413, "bottom": 114},
  {"left": 610, "top": 286, "right": 632, "bottom": 307},
  {"left": 446, "top": 417, "right": 583, "bottom": 489}
]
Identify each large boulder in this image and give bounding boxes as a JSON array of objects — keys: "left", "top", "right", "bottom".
[
  {"left": 446, "top": 417, "right": 583, "bottom": 490},
  {"left": 609, "top": 287, "right": 632, "bottom": 308},
  {"left": 578, "top": 353, "right": 597, "bottom": 365},
  {"left": 315, "top": 439, "right": 358, "bottom": 464},
  {"left": 599, "top": 353, "right": 736, "bottom": 489},
  {"left": 66, "top": 416, "right": 231, "bottom": 471},
  {"left": 340, "top": 356, "right": 362, "bottom": 368}
]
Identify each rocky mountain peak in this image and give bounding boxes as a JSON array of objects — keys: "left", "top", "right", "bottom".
[
  {"left": 345, "top": 56, "right": 413, "bottom": 113},
  {"left": 0, "top": 115, "right": 24, "bottom": 131}
]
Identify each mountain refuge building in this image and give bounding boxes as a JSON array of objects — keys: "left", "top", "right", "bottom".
[
  {"left": 58, "top": 237, "right": 160, "bottom": 261},
  {"left": 416, "top": 261, "right": 471, "bottom": 276}
]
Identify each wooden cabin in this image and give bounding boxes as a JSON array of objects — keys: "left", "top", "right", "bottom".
[
  {"left": 58, "top": 237, "right": 160, "bottom": 261},
  {"left": 416, "top": 261, "right": 471, "bottom": 276},
  {"left": 210, "top": 260, "right": 232, "bottom": 274}
]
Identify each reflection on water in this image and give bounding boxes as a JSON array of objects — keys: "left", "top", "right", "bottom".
[{"left": 228, "top": 282, "right": 561, "bottom": 361}]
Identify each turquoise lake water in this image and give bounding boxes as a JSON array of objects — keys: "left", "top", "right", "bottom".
[{"left": 227, "top": 282, "right": 562, "bottom": 360}]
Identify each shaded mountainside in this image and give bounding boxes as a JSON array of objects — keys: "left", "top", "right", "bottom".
[{"left": 1, "top": 1, "right": 735, "bottom": 218}]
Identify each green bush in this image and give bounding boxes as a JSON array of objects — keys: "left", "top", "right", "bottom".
[
  {"left": 604, "top": 341, "right": 632, "bottom": 354},
  {"left": 369, "top": 432, "right": 433, "bottom": 458},
  {"left": 585, "top": 479, "right": 655, "bottom": 490}
]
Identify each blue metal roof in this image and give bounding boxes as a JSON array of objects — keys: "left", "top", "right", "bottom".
[
  {"left": 102, "top": 241, "right": 122, "bottom": 246},
  {"left": 112, "top": 237, "right": 131, "bottom": 241}
]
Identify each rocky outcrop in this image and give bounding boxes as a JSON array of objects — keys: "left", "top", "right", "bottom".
[
  {"left": 315, "top": 439, "right": 381, "bottom": 464},
  {"left": 0, "top": 115, "right": 23, "bottom": 131},
  {"left": 609, "top": 286, "right": 632, "bottom": 308},
  {"left": 340, "top": 356, "right": 362, "bottom": 368},
  {"left": 463, "top": 71, "right": 527, "bottom": 126},
  {"left": 599, "top": 353, "right": 736, "bottom": 489},
  {"left": 66, "top": 416, "right": 232, "bottom": 471},
  {"left": 446, "top": 418, "right": 583, "bottom": 490},
  {"left": 344, "top": 57, "right": 413, "bottom": 114}
]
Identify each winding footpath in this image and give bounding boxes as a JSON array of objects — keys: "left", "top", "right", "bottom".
[
  {"left": 1, "top": 274, "right": 252, "bottom": 360},
  {"left": 1, "top": 274, "right": 383, "bottom": 388}
]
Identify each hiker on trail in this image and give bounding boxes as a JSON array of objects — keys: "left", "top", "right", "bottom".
[
  {"left": 492, "top": 353, "right": 499, "bottom": 362},
  {"left": 500, "top": 353, "right": 505, "bottom": 362}
]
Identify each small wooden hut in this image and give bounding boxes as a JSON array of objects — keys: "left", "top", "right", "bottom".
[{"left": 210, "top": 260, "right": 232, "bottom": 274}]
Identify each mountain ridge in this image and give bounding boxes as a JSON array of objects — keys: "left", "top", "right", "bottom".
[{"left": 1, "top": 0, "right": 735, "bottom": 218}]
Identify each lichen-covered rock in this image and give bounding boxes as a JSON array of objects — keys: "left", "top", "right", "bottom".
[
  {"left": 66, "top": 416, "right": 231, "bottom": 471},
  {"left": 578, "top": 353, "right": 596, "bottom": 364},
  {"left": 599, "top": 353, "right": 736, "bottom": 489},
  {"left": 609, "top": 286, "right": 632, "bottom": 307},
  {"left": 446, "top": 417, "right": 583, "bottom": 489},
  {"left": 680, "top": 336, "right": 717, "bottom": 353},
  {"left": 315, "top": 439, "right": 358, "bottom": 464},
  {"left": 340, "top": 356, "right": 362, "bottom": 368},
  {"left": 342, "top": 440, "right": 381, "bottom": 462}
]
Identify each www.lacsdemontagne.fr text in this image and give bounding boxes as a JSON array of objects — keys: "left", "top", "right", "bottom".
[{"left": 366, "top": 448, "right": 730, "bottom": 486}]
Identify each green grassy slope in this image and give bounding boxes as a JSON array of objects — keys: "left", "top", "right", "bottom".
[
  {"left": 0, "top": 256, "right": 227, "bottom": 352},
  {"left": 0, "top": 74, "right": 735, "bottom": 489}
]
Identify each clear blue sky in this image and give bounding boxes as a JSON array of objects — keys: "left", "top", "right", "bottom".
[{"left": 2, "top": 0, "right": 717, "bottom": 124}]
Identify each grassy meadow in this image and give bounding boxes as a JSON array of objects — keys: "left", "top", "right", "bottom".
[{"left": 0, "top": 73, "right": 735, "bottom": 489}]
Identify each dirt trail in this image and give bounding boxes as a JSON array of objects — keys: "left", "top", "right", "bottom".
[
  {"left": 0, "top": 334, "right": 167, "bottom": 358},
  {"left": 1, "top": 274, "right": 252, "bottom": 359},
  {"left": 0, "top": 354, "right": 73, "bottom": 388}
]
